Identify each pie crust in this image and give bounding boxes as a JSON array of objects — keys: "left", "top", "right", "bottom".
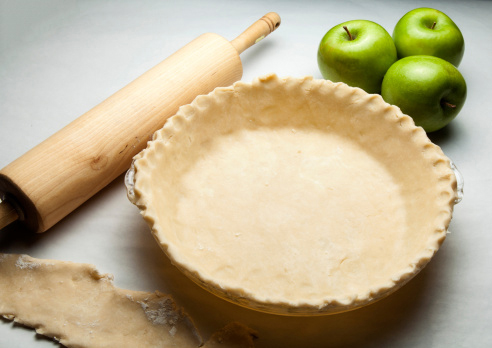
[{"left": 128, "top": 74, "right": 457, "bottom": 315}]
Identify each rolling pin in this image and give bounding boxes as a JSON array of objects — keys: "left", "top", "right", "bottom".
[{"left": 0, "top": 12, "right": 281, "bottom": 233}]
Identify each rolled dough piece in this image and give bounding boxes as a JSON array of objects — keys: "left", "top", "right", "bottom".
[{"left": 0, "top": 254, "right": 257, "bottom": 348}]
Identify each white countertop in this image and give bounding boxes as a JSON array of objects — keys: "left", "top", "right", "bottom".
[{"left": 1, "top": 0, "right": 491, "bottom": 347}]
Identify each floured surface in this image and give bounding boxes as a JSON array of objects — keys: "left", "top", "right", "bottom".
[
  {"left": 174, "top": 128, "right": 406, "bottom": 302},
  {"left": 0, "top": 254, "right": 257, "bottom": 348}
]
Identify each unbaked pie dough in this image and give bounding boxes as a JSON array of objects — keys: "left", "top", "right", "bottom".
[
  {"left": 0, "top": 253, "right": 257, "bottom": 348},
  {"left": 129, "top": 74, "right": 457, "bottom": 315}
]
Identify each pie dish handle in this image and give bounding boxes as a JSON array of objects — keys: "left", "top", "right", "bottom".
[
  {"left": 125, "top": 160, "right": 137, "bottom": 204},
  {"left": 450, "top": 159, "right": 464, "bottom": 204}
]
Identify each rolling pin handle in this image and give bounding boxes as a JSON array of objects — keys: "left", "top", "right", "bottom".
[
  {"left": 0, "top": 196, "right": 19, "bottom": 230},
  {"left": 231, "top": 12, "right": 281, "bottom": 54}
]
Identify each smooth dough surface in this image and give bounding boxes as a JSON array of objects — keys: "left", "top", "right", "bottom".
[
  {"left": 0, "top": 253, "right": 257, "bottom": 348},
  {"left": 174, "top": 128, "right": 406, "bottom": 302}
]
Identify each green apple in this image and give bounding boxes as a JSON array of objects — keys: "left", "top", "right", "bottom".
[
  {"left": 317, "top": 20, "right": 397, "bottom": 94},
  {"left": 393, "top": 8, "right": 465, "bottom": 66},
  {"left": 381, "top": 55, "right": 466, "bottom": 133}
]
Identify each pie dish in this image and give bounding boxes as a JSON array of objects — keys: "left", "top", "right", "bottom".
[{"left": 126, "top": 74, "right": 458, "bottom": 315}]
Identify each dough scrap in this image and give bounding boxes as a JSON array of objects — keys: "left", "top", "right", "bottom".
[{"left": 0, "top": 253, "right": 257, "bottom": 348}]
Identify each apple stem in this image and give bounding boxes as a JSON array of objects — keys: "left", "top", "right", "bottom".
[
  {"left": 442, "top": 101, "right": 456, "bottom": 109},
  {"left": 343, "top": 26, "right": 353, "bottom": 41},
  {"left": 431, "top": 21, "right": 437, "bottom": 30}
]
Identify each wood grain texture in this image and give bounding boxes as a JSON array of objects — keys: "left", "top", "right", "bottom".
[{"left": 0, "top": 33, "right": 242, "bottom": 232}]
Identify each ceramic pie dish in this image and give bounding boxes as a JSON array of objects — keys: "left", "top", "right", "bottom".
[{"left": 126, "top": 74, "right": 459, "bottom": 315}]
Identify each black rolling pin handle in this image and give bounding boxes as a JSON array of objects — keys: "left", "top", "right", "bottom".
[{"left": 0, "top": 194, "right": 20, "bottom": 230}]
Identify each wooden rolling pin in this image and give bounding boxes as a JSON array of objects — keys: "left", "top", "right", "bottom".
[{"left": 0, "top": 12, "right": 281, "bottom": 233}]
